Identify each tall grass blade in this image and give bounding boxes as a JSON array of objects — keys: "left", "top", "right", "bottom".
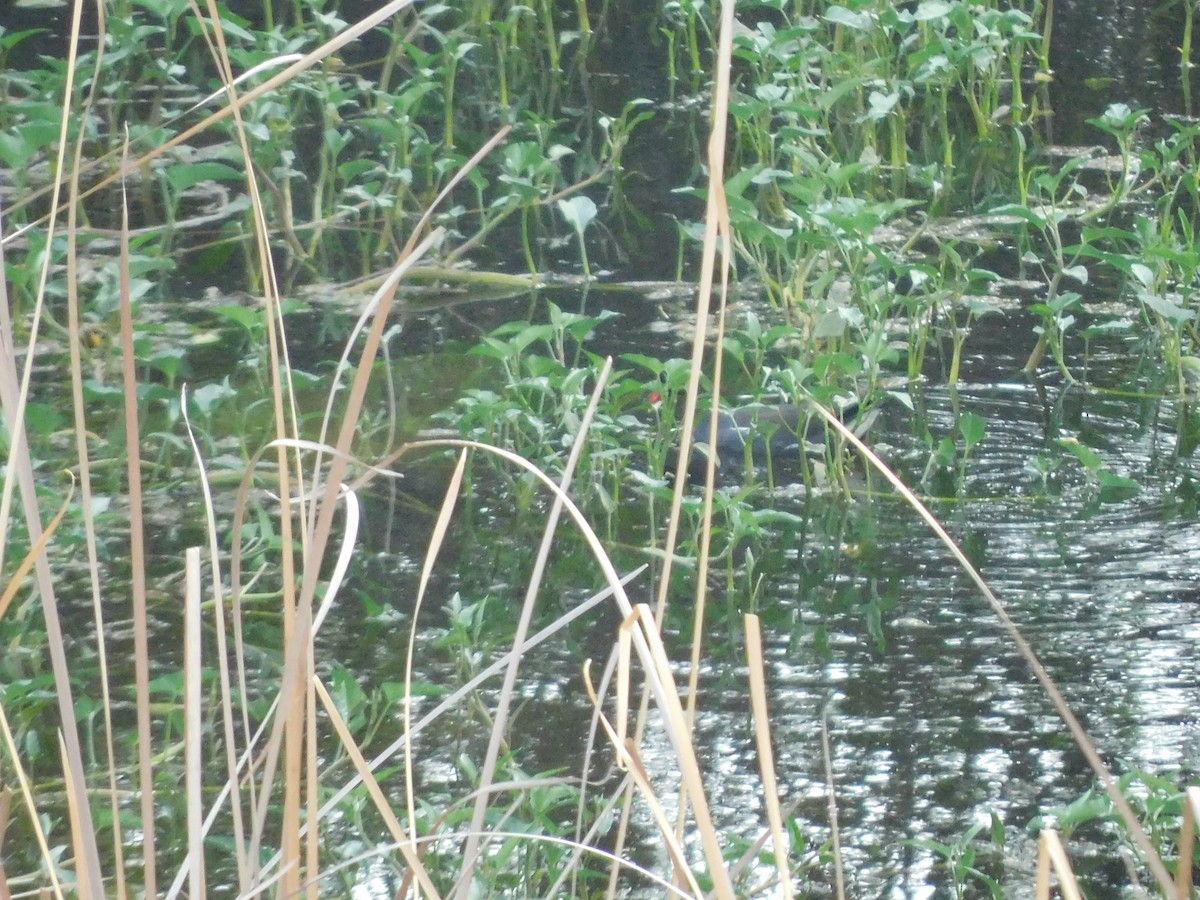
[
  {"left": 0, "top": 480, "right": 73, "bottom": 624},
  {"left": 239, "top": 230, "right": 443, "bottom": 891},
  {"left": 310, "top": 485, "right": 360, "bottom": 635},
  {"left": 0, "top": 786, "right": 11, "bottom": 896},
  {"left": 58, "top": 731, "right": 87, "bottom": 896},
  {"left": 305, "top": 644, "right": 319, "bottom": 900},
  {"left": 582, "top": 660, "right": 702, "bottom": 896},
  {"left": 114, "top": 138, "right": 148, "bottom": 900},
  {"left": 181, "top": 383, "right": 251, "bottom": 889},
  {"left": 639, "top": 0, "right": 737, "bottom": 881},
  {"left": 190, "top": 5, "right": 306, "bottom": 887},
  {"left": 631, "top": 605, "right": 735, "bottom": 897},
  {"left": 0, "top": 0, "right": 104, "bottom": 888},
  {"left": 1035, "top": 830, "right": 1083, "bottom": 900},
  {"left": 62, "top": 3, "right": 126, "bottom": 889},
  {"left": 1175, "top": 786, "right": 1200, "bottom": 895},
  {"left": 821, "top": 706, "right": 846, "bottom": 900},
  {"left": 550, "top": 650, "right": 626, "bottom": 898}
]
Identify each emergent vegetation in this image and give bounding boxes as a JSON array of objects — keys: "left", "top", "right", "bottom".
[{"left": 2, "top": 0, "right": 1200, "bottom": 896}]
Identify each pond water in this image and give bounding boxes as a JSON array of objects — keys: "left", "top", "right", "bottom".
[
  {"left": 8, "top": 0, "right": 1197, "bottom": 894},
  {"left": 292, "top": 1, "right": 1200, "bottom": 893},
  {"left": 319, "top": 269, "right": 1200, "bottom": 896}
]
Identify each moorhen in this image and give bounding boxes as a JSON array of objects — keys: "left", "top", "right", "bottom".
[{"left": 681, "top": 398, "right": 871, "bottom": 485}]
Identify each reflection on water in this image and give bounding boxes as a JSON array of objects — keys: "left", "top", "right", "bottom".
[
  {"left": 337, "top": 0, "right": 1200, "bottom": 887},
  {"left": 344, "top": 280, "right": 1200, "bottom": 895}
]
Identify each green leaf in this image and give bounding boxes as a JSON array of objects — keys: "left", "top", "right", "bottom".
[
  {"left": 913, "top": 0, "right": 953, "bottom": 21},
  {"left": 24, "top": 402, "right": 64, "bottom": 436},
  {"left": 557, "top": 195, "right": 597, "bottom": 234},
  {"left": 161, "top": 160, "right": 244, "bottom": 193},
  {"left": 1138, "top": 289, "right": 1195, "bottom": 325},
  {"left": 1055, "top": 789, "right": 1111, "bottom": 833},
  {"left": 864, "top": 90, "right": 900, "bottom": 121},
  {"left": 988, "top": 203, "right": 1051, "bottom": 228},
  {"left": 212, "top": 305, "right": 261, "bottom": 331},
  {"left": 824, "top": 6, "right": 873, "bottom": 29},
  {"left": 959, "top": 411, "right": 986, "bottom": 449},
  {"left": 1130, "top": 263, "right": 1155, "bottom": 288},
  {"left": 989, "top": 811, "right": 1006, "bottom": 850},
  {"left": 1097, "top": 469, "right": 1141, "bottom": 500},
  {"left": 190, "top": 379, "right": 236, "bottom": 414},
  {"left": 1063, "top": 265, "right": 1088, "bottom": 285},
  {"left": 621, "top": 353, "right": 664, "bottom": 378},
  {"left": 1058, "top": 437, "right": 1102, "bottom": 472}
]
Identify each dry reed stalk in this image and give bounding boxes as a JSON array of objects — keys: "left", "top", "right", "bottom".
[
  {"left": 546, "top": 649, "right": 627, "bottom": 897},
  {"left": 583, "top": 656, "right": 702, "bottom": 897},
  {"left": 57, "top": 6, "right": 130, "bottom": 893},
  {"left": 231, "top": 230, "right": 441, "bottom": 894},
  {"left": 58, "top": 732, "right": 87, "bottom": 896},
  {"left": 312, "top": 677, "right": 440, "bottom": 896},
  {"left": 184, "top": 548, "right": 206, "bottom": 899},
  {"left": 0, "top": 702, "right": 63, "bottom": 899},
  {"left": 109, "top": 138, "right": 141, "bottom": 900},
  {"left": 729, "top": 794, "right": 809, "bottom": 889},
  {"left": 181, "top": 335, "right": 252, "bottom": 890},
  {"left": 0, "top": 484, "right": 72, "bottom": 625},
  {"left": 229, "top": 226, "right": 441, "bottom": 883},
  {"left": 0, "top": 786, "right": 10, "bottom": 900},
  {"left": 744, "top": 614, "right": 794, "bottom": 899},
  {"left": 404, "top": 448, "right": 468, "bottom": 885},
  {"left": 1175, "top": 786, "right": 1200, "bottom": 896},
  {"left": 601, "top": 0, "right": 738, "bottom": 890},
  {"left": 1035, "top": 830, "right": 1083, "bottom": 900},
  {"left": 178, "top": 434, "right": 643, "bottom": 897},
  {"left": 0, "top": 0, "right": 104, "bottom": 890},
  {"left": 598, "top": 604, "right": 735, "bottom": 897},
  {"left": 189, "top": 4, "right": 306, "bottom": 890},
  {"left": 821, "top": 706, "right": 846, "bottom": 900}
]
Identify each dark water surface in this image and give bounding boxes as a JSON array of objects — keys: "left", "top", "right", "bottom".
[
  {"left": 330, "top": 274, "right": 1200, "bottom": 897},
  {"left": 311, "top": 0, "right": 1200, "bottom": 892}
]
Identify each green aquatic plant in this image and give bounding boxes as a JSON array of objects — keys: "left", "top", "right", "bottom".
[
  {"left": 988, "top": 153, "right": 1092, "bottom": 380},
  {"left": 556, "top": 194, "right": 597, "bottom": 279},
  {"left": 1058, "top": 437, "right": 1141, "bottom": 502},
  {"left": 1029, "top": 768, "right": 1200, "bottom": 890},
  {"left": 7, "top": 0, "right": 1200, "bottom": 896},
  {"left": 906, "top": 814, "right": 1006, "bottom": 900},
  {"left": 919, "top": 408, "right": 987, "bottom": 497}
]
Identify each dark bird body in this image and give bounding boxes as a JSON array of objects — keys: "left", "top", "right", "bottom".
[{"left": 684, "top": 400, "right": 868, "bottom": 484}]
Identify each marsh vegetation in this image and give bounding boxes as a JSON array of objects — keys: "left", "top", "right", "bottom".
[{"left": 2, "top": 0, "right": 1200, "bottom": 896}]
